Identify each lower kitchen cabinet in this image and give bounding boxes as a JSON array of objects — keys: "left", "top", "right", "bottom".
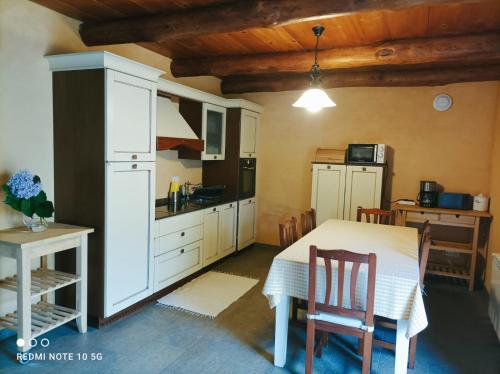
[
  {"left": 203, "top": 202, "right": 237, "bottom": 266},
  {"left": 238, "top": 197, "right": 257, "bottom": 250}
]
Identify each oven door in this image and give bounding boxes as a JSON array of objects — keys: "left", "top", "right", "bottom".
[
  {"left": 347, "top": 144, "right": 377, "bottom": 163},
  {"left": 239, "top": 158, "right": 256, "bottom": 199}
]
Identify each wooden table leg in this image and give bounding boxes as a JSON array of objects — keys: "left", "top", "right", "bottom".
[
  {"left": 274, "top": 295, "right": 290, "bottom": 367},
  {"left": 17, "top": 252, "right": 31, "bottom": 353},
  {"left": 469, "top": 218, "right": 480, "bottom": 291},
  {"left": 40, "top": 255, "right": 48, "bottom": 303},
  {"left": 395, "top": 319, "right": 410, "bottom": 374},
  {"left": 76, "top": 234, "right": 88, "bottom": 333}
]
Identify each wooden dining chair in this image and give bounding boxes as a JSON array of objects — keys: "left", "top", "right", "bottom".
[
  {"left": 306, "top": 246, "right": 377, "bottom": 374},
  {"left": 356, "top": 207, "right": 396, "bottom": 225},
  {"left": 368, "top": 226, "right": 432, "bottom": 369},
  {"left": 278, "top": 217, "right": 298, "bottom": 250},
  {"left": 301, "top": 208, "right": 317, "bottom": 236}
]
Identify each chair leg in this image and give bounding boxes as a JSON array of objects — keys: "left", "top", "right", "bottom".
[
  {"left": 305, "top": 320, "right": 315, "bottom": 374},
  {"left": 291, "top": 297, "right": 298, "bottom": 321},
  {"left": 408, "top": 335, "right": 417, "bottom": 369},
  {"left": 361, "top": 332, "right": 373, "bottom": 374},
  {"left": 314, "top": 332, "right": 328, "bottom": 358},
  {"left": 358, "top": 337, "right": 364, "bottom": 355}
]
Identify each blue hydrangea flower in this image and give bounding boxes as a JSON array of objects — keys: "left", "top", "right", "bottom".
[{"left": 6, "top": 170, "right": 42, "bottom": 199}]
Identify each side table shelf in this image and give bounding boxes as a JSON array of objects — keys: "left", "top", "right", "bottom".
[
  {"left": 0, "top": 302, "right": 80, "bottom": 339},
  {"left": 0, "top": 268, "right": 80, "bottom": 297},
  {"left": 0, "top": 223, "right": 93, "bottom": 357}
]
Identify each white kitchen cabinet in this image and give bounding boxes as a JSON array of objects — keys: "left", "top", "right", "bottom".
[
  {"left": 311, "top": 163, "right": 384, "bottom": 223},
  {"left": 203, "top": 206, "right": 221, "bottom": 266},
  {"left": 104, "top": 162, "right": 155, "bottom": 317},
  {"left": 203, "top": 202, "right": 237, "bottom": 266},
  {"left": 106, "top": 70, "right": 157, "bottom": 162},
  {"left": 220, "top": 202, "right": 237, "bottom": 256},
  {"left": 311, "top": 164, "right": 346, "bottom": 225},
  {"left": 239, "top": 109, "right": 259, "bottom": 158},
  {"left": 344, "top": 165, "right": 383, "bottom": 221},
  {"left": 238, "top": 198, "right": 257, "bottom": 250},
  {"left": 202, "top": 103, "right": 226, "bottom": 160}
]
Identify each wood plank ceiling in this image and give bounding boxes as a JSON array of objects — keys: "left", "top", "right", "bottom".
[{"left": 32, "top": 0, "right": 500, "bottom": 93}]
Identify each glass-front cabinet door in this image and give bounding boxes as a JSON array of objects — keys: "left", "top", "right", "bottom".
[{"left": 202, "top": 103, "right": 226, "bottom": 160}]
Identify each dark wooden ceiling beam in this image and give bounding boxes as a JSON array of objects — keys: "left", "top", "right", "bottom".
[
  {"left": 172, "top": 33, "right": 500, "bottom": 77},
  {"left": 220, "top": 65, "right": 500, "bottom": 93},
  {"left": 79, "top": 0, "right": 490, "bottom": 46}
]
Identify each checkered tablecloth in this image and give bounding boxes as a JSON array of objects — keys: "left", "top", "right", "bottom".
[{"left": 262, "top": 219, "right": 428, "bottom": 338}]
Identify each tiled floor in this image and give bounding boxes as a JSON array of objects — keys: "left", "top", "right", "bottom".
[{"left": 0, "top": 245, "right": 499, "bottom": 373}]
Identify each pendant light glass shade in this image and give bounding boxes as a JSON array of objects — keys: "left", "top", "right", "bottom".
[
  {"left": 293, "top": 25, "right": 336, "bottom": 112},
  {"left": 293, "top": 88, "right": 336, "bottom": 112}
]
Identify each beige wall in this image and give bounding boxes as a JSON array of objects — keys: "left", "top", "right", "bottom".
[
  {"left": 486, "top": 85, "right": 500, "bottom": 289},
  {"left": 238, "top": 83, "right": 500, "bottom": 245}
]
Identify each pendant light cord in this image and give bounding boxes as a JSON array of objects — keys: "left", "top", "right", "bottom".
[{"left": 314, "top": 33, "right": 319, "bottom": 65}]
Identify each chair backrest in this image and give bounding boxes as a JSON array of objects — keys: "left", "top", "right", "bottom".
[
  {"left": 356, "top": 207, "right": 396, "bottom": 226},
  {"left": 307, "top": 246, "right": 377, "bottom": 327},
  {"left": 419, "top": 231, "right": 431, "bottom": 288},
  {"left": 278, "top": 217, "right": 298, "bottom": 250},
  {"left": 418, "top": 220, "right": 431, "bottom": 259},
  {"left": 301, "top": 208, "right": 317, "bottom": 236}
]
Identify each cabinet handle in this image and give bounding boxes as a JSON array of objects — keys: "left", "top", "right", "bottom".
[
  {"left": 132, "top": 154, "right": 138, "bottom": 160},
  {"left": 132, "top": 164, "right": 138, "bottom": 169},
  {"left": 229, "top": 204, "right": 232, "bottom": 208},
  {"left": 213, "top": 208, "right": 216, "bottom": 212},
  {"left": 362, "top": 167, "right": 367, "bottom": 171},
  {"left": 181, "top": 232, "right": 185, "bottom": 237},
  {"left": 214, "top": 156, "right": 217, "bottom": 160},
  {"left": 327, "top": 165, "right": 331, "bottom": 169},
  {"left": 180, "top": 248, "right": 185, "bottom": 254}
]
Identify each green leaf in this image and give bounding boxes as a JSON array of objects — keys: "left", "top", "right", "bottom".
[
  {"left": 33, "top": 190, "right": 47, "bottom": 204},
  {"left": 35, "top": 201, "right": 54, "bottom": 218},
  {"left": 33, "top": 175, "right": 41, "bottom": 184},
  {"left": 5, "top": 194, "right": 22, "bottom": 211},
  {"left": 1, "top": 184, "right": 10, "bottom": 194},
  {"left": 21, "top": 199, "right": 35, "bottom": 218}
]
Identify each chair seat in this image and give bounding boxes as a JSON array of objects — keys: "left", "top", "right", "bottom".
[{"left": 307, "top": 312, "right": 374, "bottom": 332}]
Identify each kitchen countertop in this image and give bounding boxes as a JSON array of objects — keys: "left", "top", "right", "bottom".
[{"left": 155, "top": 197, "right": 237, "bottom": 220}]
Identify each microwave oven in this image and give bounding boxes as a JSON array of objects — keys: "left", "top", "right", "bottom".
[{"left": 346, "top": 144, "right": 386, "bottom": 164}]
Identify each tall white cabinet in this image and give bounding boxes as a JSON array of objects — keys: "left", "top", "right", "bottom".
[
  {"left": 48, "top": 52, "right": 164, "bottom": 322},
  {"left": 311, "top": 163, "right": 384, "bottom": 225}
]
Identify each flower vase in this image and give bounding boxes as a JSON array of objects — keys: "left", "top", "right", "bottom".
[{"left": 22, "top": 214, "right": 48, "bottom": 233}]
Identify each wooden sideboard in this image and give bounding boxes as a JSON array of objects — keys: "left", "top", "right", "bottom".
[{"left": 394, "top": 204, "right": 492, "bottom": 291}]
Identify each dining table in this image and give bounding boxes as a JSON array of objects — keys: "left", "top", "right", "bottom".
[{"left": 262, "top": 219, "right": 428, "bottom": 374}]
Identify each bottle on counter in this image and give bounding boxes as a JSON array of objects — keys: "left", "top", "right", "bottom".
[{"left": 169, "top": 176, "right": 180, "bottom": 205}]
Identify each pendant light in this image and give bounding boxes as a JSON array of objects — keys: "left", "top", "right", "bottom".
[{"left": 293, "top": 26, "right": 336, "bottom": 113}]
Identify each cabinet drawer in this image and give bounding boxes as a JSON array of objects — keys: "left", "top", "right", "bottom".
[
  {"left": 158, "top": 211, "right": 203, "bottom": 237},
  {"left": 440, "top": 214, "right": 476, "bottom": 226},
  {"left": 154, "top": 240, "right": 202, "bottom": 292},
  {"left": 406, "top": 211, "right": 439, "bottom": 223},
  {"left": 157, "top": 224, "right": 203, "bottom": 256}
]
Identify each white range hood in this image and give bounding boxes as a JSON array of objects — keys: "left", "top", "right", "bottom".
[{"left": 157, "top": 96, "right": 198, "bottom": 140}]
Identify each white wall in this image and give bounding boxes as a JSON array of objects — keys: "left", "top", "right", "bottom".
[{"left": 0, "top": 0, "right": 218, "bottom": 315}]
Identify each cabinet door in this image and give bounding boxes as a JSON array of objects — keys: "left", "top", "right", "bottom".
[
  {"left": 202, "top": 103, "right": 226, "bottom": 160},
  {"left": 344, "top": 165, "right": 383, "bottom": 221},
  {"left": 220, "top": 202, "right": 237, "bottom": 257},
  {"left": 106, "top": 70, "right": 156, "bottom": 162},
  {"left": 238, "top": 198, "right": 256, "bottom": 250},
  {"left": 311, "top": 164, "right": 346, "bottom": 225},
  {"left": 203, "top": 207, "right": 220, "bottom": 266},
  {"left": 239, "top": 109, "right": 259, "bottom": 158},
  {"left": 105, "top": 162, "right": 154, "bottom": 317}
]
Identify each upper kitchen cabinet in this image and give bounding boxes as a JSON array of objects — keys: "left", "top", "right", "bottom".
[
  {"left": 203, "top": 103, "right": 226, "bottom": 160},
  {"left": 239, "top": 109, "right": 259, "bottom": 158},
  {"left": 106, "top": 70, "right": 157, "bottom": 162},
  {"left": 47, "top": 51, "right": 164, "bottom": 163}
]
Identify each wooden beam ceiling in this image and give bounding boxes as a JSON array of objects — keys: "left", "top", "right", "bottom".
[
  {"left": 220, "top": 65, "right": 500, "bottom": 93},
  {"left": 79, "top": 0, "right": 489, "bottom": 46},
  {"left": 171, "top": 33, "right": 500, "bottom": 77}
]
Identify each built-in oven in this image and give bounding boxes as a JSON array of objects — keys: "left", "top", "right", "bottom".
[{"left": 239, "top": 158, "right": 256, "bottom": 199}]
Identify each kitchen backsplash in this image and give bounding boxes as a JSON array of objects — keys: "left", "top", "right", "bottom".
[{"left": 156, "top": 150, "right": 202, "bottom": 199}]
